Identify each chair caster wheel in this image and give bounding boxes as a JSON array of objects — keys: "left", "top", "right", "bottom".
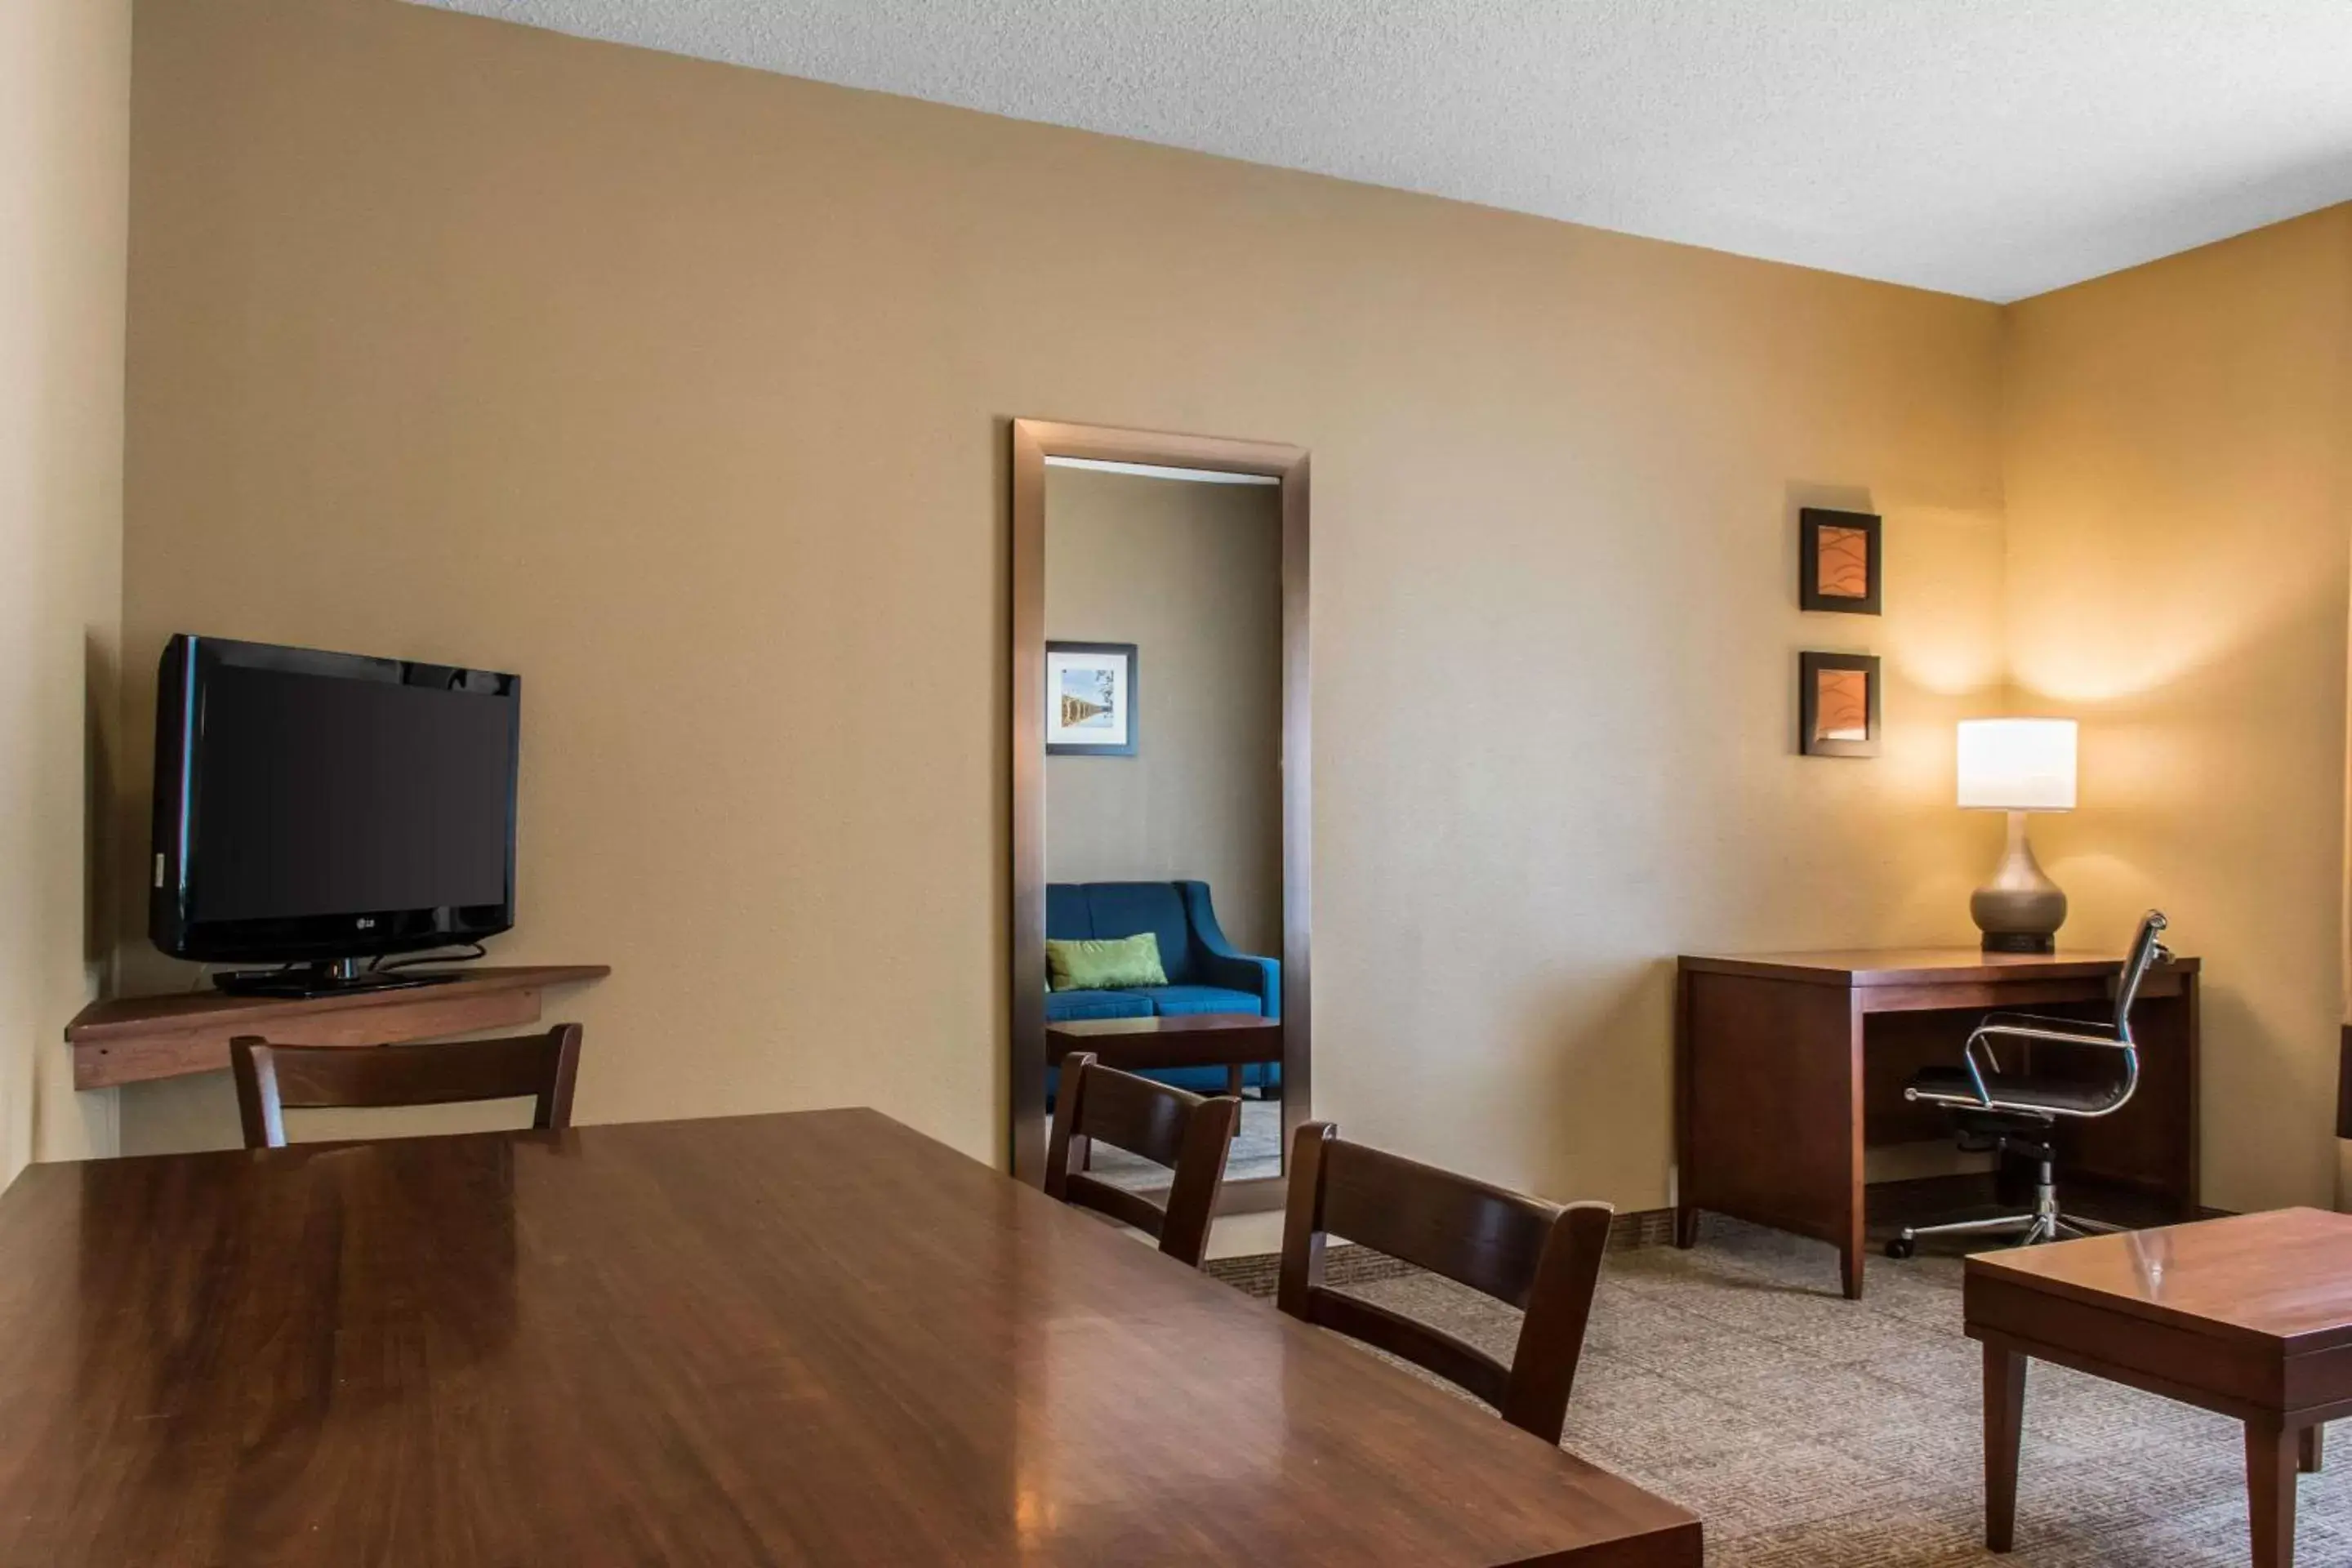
[{"left": 1885, "top": 1236, "right": 1917, "bottom": 1260}]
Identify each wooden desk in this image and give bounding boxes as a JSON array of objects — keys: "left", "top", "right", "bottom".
[
  {"left": 1675, "top": 948, "right": 2200, "bottom": 1299},
  {"left": 1968, "top": 1209, "right": 2352, "bottom": 1566},
  {"left": 0, "top": 1108, "right": 1699, "bottom": 1566}
]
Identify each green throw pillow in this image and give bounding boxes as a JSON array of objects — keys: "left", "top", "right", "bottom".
[{"left": 1046, "top": 933, "right": 1169, "bottom": 991}]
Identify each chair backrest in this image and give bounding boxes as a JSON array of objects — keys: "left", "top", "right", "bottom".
[
  {"left": 229, "top": 1025, "right": 584, "bottom": 1150},
  {"left": 1044, "top": 1053, "right": 1239, "bottom": 1267},
  {"left": 1276, "top": 1121, "right": 1612, "bottom": 1445},
  {"left": 2110, "top": 909, "right": 2172, "bottom": 1040}
]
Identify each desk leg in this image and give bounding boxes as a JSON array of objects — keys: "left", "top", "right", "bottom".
[
  {"left": 1840, "top": 1235, "right": 1865, "bottom": 1302},
  {"left": 1673, "top": 967, "right": 1697, "bottom": 1253},
  {"left": 2302, "top": 1423, "right": 2325, "bottom": 1474},
  {"left": 1984, "top": 1342, "right": 2024, "bottom": 1553},
  {"left": 2248, "top": 1419, "right": 2298, "bottom": 1568}
]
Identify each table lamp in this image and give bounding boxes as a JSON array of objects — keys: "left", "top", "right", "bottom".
[{"left": 1958, "top": 718, "right": 2077, "bottom": 953}]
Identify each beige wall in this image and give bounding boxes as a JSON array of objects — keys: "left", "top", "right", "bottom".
[
  {"left": 117, "top": 0, "right": 2010, "bottom": 1207},
  {"left": 1045, "top": 466, "right": 1284, "bottom": 955},
  {"left": 0, "top": 0, "right": 130, "bottom": 1189},
  {"left": 2004, "top": 207, "right": 2352, "bottom": 1213}
]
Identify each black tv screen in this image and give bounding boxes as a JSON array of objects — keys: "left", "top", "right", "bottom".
[{"left": 150, "top": 635, "right": 520, "bottom": 964}]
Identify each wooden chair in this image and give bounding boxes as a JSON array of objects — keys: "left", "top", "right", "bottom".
[
  {"left": 229, "top": 1025, "right": 584, "bottom": 1150},
  {"left": 1277, "top": 1120, "right": 1612, "bottom": 1445},
  {"left": 1045, "top": 1052, "right": 1241, "bottom": 1268}
]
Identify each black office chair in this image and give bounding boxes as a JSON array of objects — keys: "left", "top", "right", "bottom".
[{"left": 1886, "top": 910, "right": 2172, "bottom": 1258}]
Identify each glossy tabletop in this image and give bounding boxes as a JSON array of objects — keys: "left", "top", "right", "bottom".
[
  {"left": 1967, "top": 1207, "right": 2352, "bottom": 1352},
  {"left": 0, "top": 1109, "right": 1698, "bottom": 1566}
]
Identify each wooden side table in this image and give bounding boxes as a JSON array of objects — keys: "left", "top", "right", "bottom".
[
  {"left": 1966, "top": 1209, "right": 2352, "bottom": 1566},
  {"left": 1045, "top": 1012, "right": 1281, "bottom": 1098}
]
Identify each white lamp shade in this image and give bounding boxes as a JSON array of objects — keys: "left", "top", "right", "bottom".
[{"left": 1957, "top": 718, "right": 2077, "bottom": 811}]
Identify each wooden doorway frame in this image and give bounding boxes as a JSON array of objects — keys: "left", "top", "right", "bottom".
[{"left": 1009, "top": 417, "right": 1311, "bottom": 1210}]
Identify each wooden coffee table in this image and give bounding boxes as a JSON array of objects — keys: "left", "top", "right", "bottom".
[
  {"left": 1045, "top": 1011, "right": 1281, "bottom": 1098},
  {"left": 1965, "top": 1209, "right": 2352, "bottom": 1566}
]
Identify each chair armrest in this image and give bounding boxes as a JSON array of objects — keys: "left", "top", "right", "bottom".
[
  {"left": 1960, "top": 1013, "right": 2135, "bottom": 1098},
  {"left": 1970, "top": 1019, "right": 2132, "bottom": 1051},
  {"left": 1979, "top": 1012, "right": 2119, "bottom": 1038},
  {"left": 1197, "top": 951, "right": 1281, "bottom": 1018},
  {"left": 1178, "top": 880, "right": 1281, "bottom": 1020}
]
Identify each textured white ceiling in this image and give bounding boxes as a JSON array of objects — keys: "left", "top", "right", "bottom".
[{"left": 406, "top": 0, "right": 2352, "bottom": 301}]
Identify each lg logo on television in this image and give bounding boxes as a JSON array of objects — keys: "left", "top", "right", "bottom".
[{"left": 355, "top": 917, "right": 376, "bottom": 929}]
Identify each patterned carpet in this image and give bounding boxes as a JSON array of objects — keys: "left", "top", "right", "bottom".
[
  {"left": 1093, "top": 1095, "right": 1283, "bottom": 1188},
  {"left": 1237, "top": 1219, "right": 2352, "bottom": 1565}
]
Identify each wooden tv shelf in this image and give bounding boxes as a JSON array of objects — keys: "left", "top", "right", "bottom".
[{"left": 65, "top": 965, "right": 612, "bottom": 1090}]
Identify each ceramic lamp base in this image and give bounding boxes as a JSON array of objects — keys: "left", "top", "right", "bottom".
[{"left": 1971, "top": 810, "right": 2066, "bottom": 955}]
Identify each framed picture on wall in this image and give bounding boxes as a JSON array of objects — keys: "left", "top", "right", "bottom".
[
  {"left": 1799, "top": 651, "right": 1880, "bottom": 758},
  {"left": 1799, "top": 507, "right": 1882, "bottom": 615},
  {"left": 1045, "top": 642, "right": 1138, "bottom": 756}
]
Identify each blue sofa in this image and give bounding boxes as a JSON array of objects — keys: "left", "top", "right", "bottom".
[{"left": 1047, "top": 880, "right": 1280, "bottom": 1095}]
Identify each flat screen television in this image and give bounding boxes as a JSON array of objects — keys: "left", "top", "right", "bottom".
[{"left": 149, "top": 634, "right": 520, "bottom": 994}]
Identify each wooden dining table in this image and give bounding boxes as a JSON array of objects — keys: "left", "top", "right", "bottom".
[{"left": 0, "top": 1107, "right": 1699, "bottom": 1566}]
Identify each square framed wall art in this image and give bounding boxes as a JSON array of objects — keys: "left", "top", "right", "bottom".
[
  {"left": 1799, "top": 507, "right": 1882, "bottom": 615},
  {"left": 1045, "top": 642, "right": 1138, "bottom": 756},
  {"left": 1799, "top": 651, "right": 1880, "bottom": 758}
]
